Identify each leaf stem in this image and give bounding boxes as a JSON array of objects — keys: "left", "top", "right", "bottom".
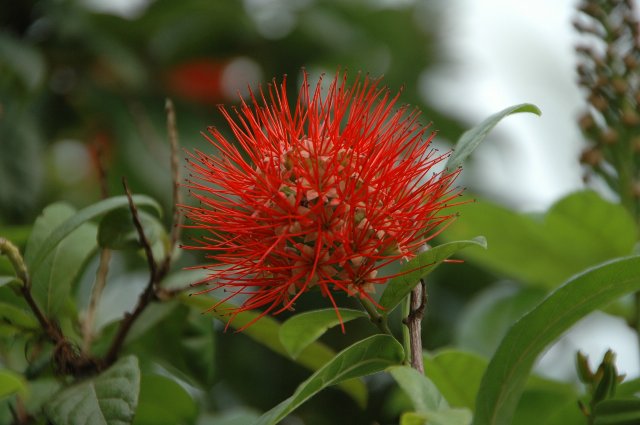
[
  {"left": 401, "top": 294, "right": 411, "bottom": 365},
  {"left": 358, "top": 297, "right": 393, "bottom": 336}
]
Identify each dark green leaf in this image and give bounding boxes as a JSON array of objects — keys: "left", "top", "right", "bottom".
[
  {"left": 97, "top": 208, "right": 165, "bottom": 250},
  {"left": 379, "top": 238, "right": 487, "bottom": 312},
  {"left": 45, "top": 355, "right": 140, "bottom": 425},
  {"left": 28, "top": 195, "right": 161, "bottom": 274},
  {"left": 446, "top": 103, "right": 541, "bottom": 170},
  {"left": 279, "top": 308, "right": 367, "bottom": 359},
  {"left": 181, "top": 294, "right": 368, "bottom": 407},
  {"left": 255, "top": 334, "right": 404, "bottom": 425},
  {"left": 442, "top": 191, "right": 637, "bottom": 289},
  {"left": 473, "top": 256, "right": 640, "bottom": 425},
  {"left": 133, "top": 374, "right": 197, "bottom": 425}
]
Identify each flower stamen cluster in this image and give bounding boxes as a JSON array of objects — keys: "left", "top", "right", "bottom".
[{"left": 183, "top": 72, "right": 461, "bottom": 326}]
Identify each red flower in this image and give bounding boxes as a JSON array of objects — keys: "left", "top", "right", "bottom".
[{"left": 183, "top": 72, "right": 461, "bottom": 327}]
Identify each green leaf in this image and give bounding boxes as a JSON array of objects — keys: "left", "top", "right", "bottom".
[
  {"left": 379, "top": 238, "right": 487, "bottom": 312},
  {"left": 97, "top": 208, "right": 165, "bottom": 250},
  {"left": 254, "top": 334, "right": 404, "bottom": 425},
  {"left": 400, "top": 410, "right": 472, "bottom": 425},
  {"left": 0, "top": 369, "right": 27, "bottom": 400},
  {"left": 389, "top": 365, "right": 449, "bottom": 412},
  {"left": 473, "top": 256, "right": 640, "bottom": 425},
  {"left": 181, "top": 293, "right": 368, "bottom": 407},
  {"left": 446, "top": 103, "right": 541, "bottom": 170},
  {"left": 423, "top": 350, "right": 489, "bottom": 411},
  {"left": 618, "top": 377, "right": 640, "bottom": 397},
  {"left": 133, "top": 374, "right": 197, "bottom": 425},
  {"left": 24, "top": 203, "right": 98, "bottom": 317},
  {"left": 512, "top": 376, "right": 581, "bottom": 425},
  {"left": 27, "top": 195, "right": 161, "bottom": 274},
  {"left": 45, "top": 355, "right": 140, "bottom": 425},
  {"left": 442, "top": 191, "right": 637, "bottom": 289},
  {"left": 593, "top": 398, "right": 640, "bottom": 425},
  {"left": 279, "top": 308, "right": 367, "bottom": 359}
]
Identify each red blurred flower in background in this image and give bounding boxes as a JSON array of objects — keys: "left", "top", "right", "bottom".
[{"left": 183, "top": 72, "right": 461, "bottom": 325}]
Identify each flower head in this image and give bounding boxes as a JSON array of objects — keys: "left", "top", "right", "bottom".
[{"left": 183, "top": 72, "right": 461, "bottom": 326}]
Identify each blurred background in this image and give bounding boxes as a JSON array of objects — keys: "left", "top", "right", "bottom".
[{"left": 2, "top": 0, "right": 635, "bottom": 424}]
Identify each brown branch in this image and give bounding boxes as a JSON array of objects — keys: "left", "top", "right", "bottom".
[
  {"left": 123, "top": 177, "right": 158, "bottom": 280},
  {"left": 408, "top": 279, "right": 427, "bottom": 374},
  {"left": 103, "top": 179, "right": 160, "bottom": 365},
  {"left": 1, "top": 237, "right": 97, "bottom": 375}
]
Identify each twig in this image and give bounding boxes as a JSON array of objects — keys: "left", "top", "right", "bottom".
[
  {"left": 103, "top": 180, "right": 160, "bottom": 365},
  {"left": 159, "top": 98, "right": 183, "bottom": 276},
  {"left": 124, "top": 177, "right": 157, "bottom": 280},
  {"left": 407, "top": 279, "right": 426, "bottom": 374}
]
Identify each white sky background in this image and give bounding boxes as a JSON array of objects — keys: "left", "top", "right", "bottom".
[{"left": 424, "top": 0, "right": 586, "bottom": 211}]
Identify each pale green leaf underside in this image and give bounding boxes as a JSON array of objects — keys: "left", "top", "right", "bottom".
[
  {"left": 279, "top": 308, "right": 367, "bottom": 359},
  {"left": 446, "top": 103, "right": 541, "bottom": 170}
]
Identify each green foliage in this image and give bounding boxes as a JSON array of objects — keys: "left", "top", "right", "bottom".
[
  {"left": 254, "top": 334, "right": 404, "bottom": 425},
  {"left": 423, "top": 350, "right": 487, "bottom": 412},
  {"left": 446, "top": 103, "right": 541, "bottom": 171},
  {"left": 390, "top": 365, "right": 472, "bottom": 425},
  {"left": 593, "top": 399, "right": 640, "bottom": 425},
  {"left": 182, "top": 294, "right": 368, "bottom": 407},
  {"left": 442, "top": 191, "right": 638, "bottom": 289},
  {"left": 26, "top": 195, "right": 161, "bottom": 274},
  {"left": 279, "top": 308, "right": 367, "bottom": 359},
  {"left": 379, "top": 237, "right": 487, "bottom": 313},
  {"left": 133, "top": 374, "right": 197, "bottom": 425},
  {"left": 25, "top": 203, "right": 98, "bottom": 317},
  {"left": 473, "top": 256, "right": 640, "bottom": 425},
  {"left": 44, "top": 356, "right": 140, "bottom": 425},
  {"left": 0, "top": 369, "right": 27, "bottom": 401}
]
